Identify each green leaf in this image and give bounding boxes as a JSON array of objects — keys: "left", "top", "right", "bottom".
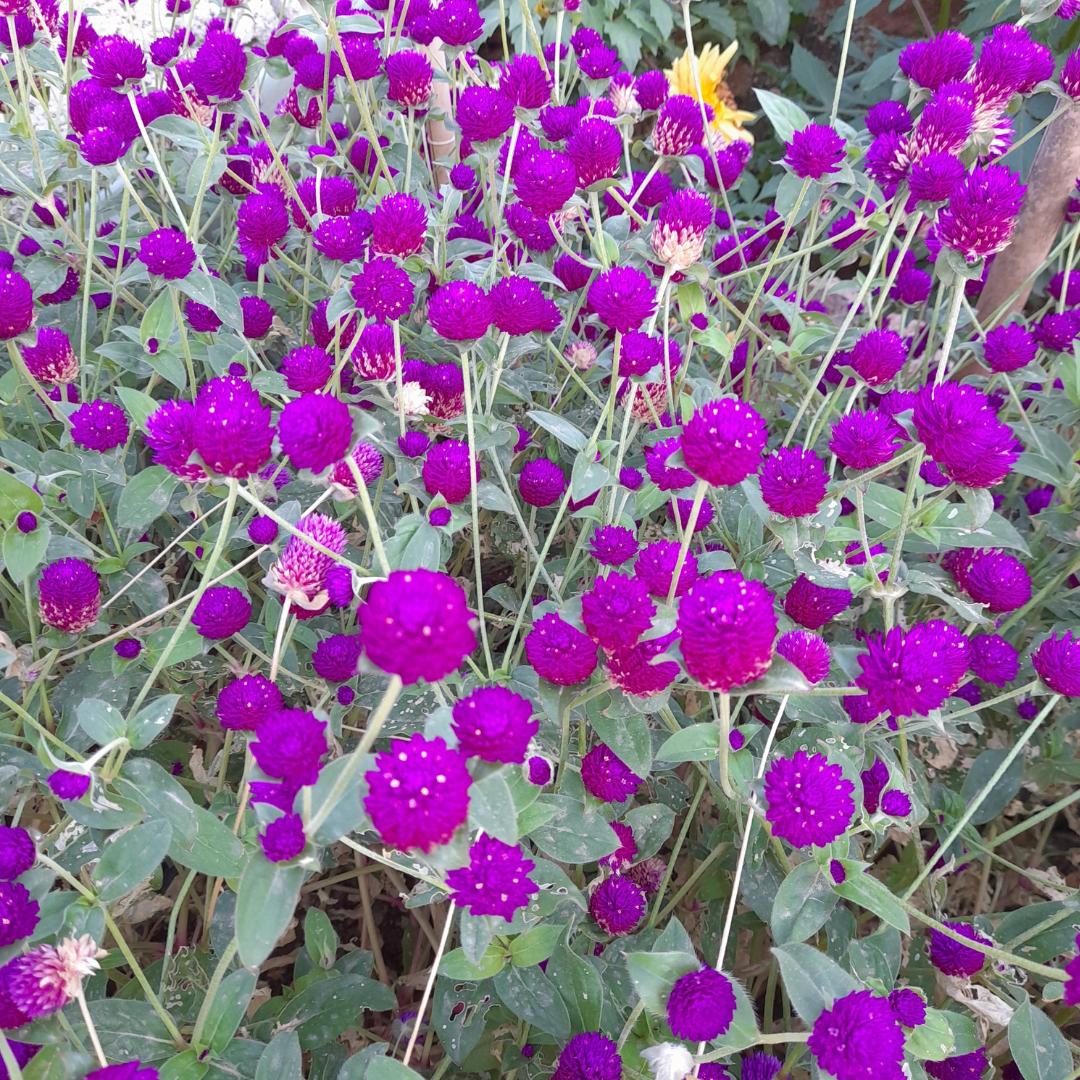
[
  {"left": 0, "top": 471, "right": 42, "bottom": 522},
  {"left": 509, "top": 923, "right": 562, "bottom": 968},
  {"left": 748, "top": 0, "right": 791, "bottom": 45},
  {"left": 117, "top": 466, "right": 179, "bottom": 531},
  {"left": 657, "top": 723, "right": 719, "bottom": 762},
  {"left": 590, "top": 706, "right": 651, "bottom": 777},
  {"left": 236, "top": 856, "right": 305, "bottom": 967},
  {"left": 492, "top": 964, "right": 571, "bottom": 1040},
  {"left": 198, "top": 968, "right": 257, "bottom": 1054},
  {"left": 168, "top": 805, "right": 246, "bottom": 877},
  {"left": 624, "top": 803, "right": 675, "bottom": 860},
  {"left": 526, "top": 409, "right": 586, "bottom": 451},
  {"left": 904, "top": 1006, "right": 954, "bottom": 1061},
  {"left": 770, "top": 860, "right": 838, "bottom": 944},
  {"left": 117, "top": 387, "right": 161, "bottom": 434},
  {"left": 547, "top": 946, "right": 604, "bottom": 1032},
  {"left": 960, "top": 749, "right": 1024, "bottom": 825},
  {"left": 1008, "top": 999, "right": 1071, "bottom": 1080},
  {"left": 304, "top": 908, "right": 339, "bottom": 969},
  {"left": 469, "top": 770, "right": 519, "bottom": 844},
  {"left": 625, "top": 951, "right": 698, "bottom": 1015},
  {"left": 753, "top": 88, "right": 810, "bottom": 143},
  {"left": 772, "top": 944, "right": 858, "bottom": 1023},
  {"left": 832, "top": 862, "right": 910, "bottom": 934},
  {"left": 140, "top": 290, "right": 174, "bottom": 348},
  {"left": 571, "top": 456, "right": 608, "bottom": 503},
  {"left": 529, "top": 795, "right": 619, "bottom": 864},
  {"left": 440, "top": 944, "right": 506, "bottom": 981},
  {"left": 790, "top": 42, "right": 835, "bottom": 106},
  {"left": 255, "top": 1031, "right": 303, "bottom": 1080},
  {"left": 212, "top": 278, "right": 244, "bottom": 332},
  {"left": 308, "top": 754, "right": 371, "bottom": 845},
  {"left": 2, "top": 520, "right": 50, "bottom": 583},
  {"left": 365, "top": 1061, "right": 424, "bottom": 1080},
  {"left": 70, "top": 1000, "right": 176, "bottom": 1064},
  {"left": 78, "top": 697, "right": 126, "bottom": 745},
  {"left": 128, "top": 694, "right": 180, "bottom": 749},
  {"left": 475, "top": 479, "right": 515, "bottom": 514},
  {"left": 277, "top": 974, "right": 395, "bottom": 1050},
  {"left": 93, "top": 820, "right": 173, "bottom": 902},
  {"left": 158, "top": 1051, "right": 209, "bottom": 1080}
]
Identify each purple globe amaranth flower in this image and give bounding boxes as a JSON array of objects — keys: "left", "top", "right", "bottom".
[
  {"left": 114, "top": 638, "right": 141, "bottom": 660},
  {"left": 776, "top": 630, "right": 831, "bottom": 684},
  {"left": 830, "top": 410, "right": 903, "bottom": 469},
  {"left": 589, "top": 874, "right": 645, "bottom": 936},
  {"left": 678, "top": 572, "right": 777, "bottom": 691},
  {"left": 681, "top": 398, "right": 767, "bottom": 487},
  {"left": 929, "top": 920, "right": 990, "bottom": 976},
  {"left": 359, "top": 569, "right": 476, "bottom": 685},
  {"left": 645, "top": 437, "right": 694, "bottom": 491},
  {"left": 22, "top": 326, "right": 77, "bottom": 382},
  {"left": 581, "top": 742, "right": 641, "bottom": 803},
  {"left": 765, "top": 750, "right": 855, "bottom": 848},
  {"left": 553, "top": 1032, "right": 622, "bottom": 1080},
  {"left": 250, "top": 709, "right": 327, "bottom": 787},
  {"left": 428, "top": 280, "right": 492, "bottom": 341},
  {"left": 39, "top": 557, "right": 100, "bottom": 634},
  {"left": 784, "top": 574, "right": 850, "bottom": 629},
  {"left": 422, "top": 439, "right": 477, "bottom": 504},
  {"left": 329, "top": 440, "right": 384, "bottom": 495},
  {"left": 983, "top": 322, "right": 1036, "bottom": 372},
  {"left": 0, "top": 882, "right": 38, "bottom": 946},
  {"left": 913, "top": 382, "right": 1020, "bottom": 488},
  {"left": 280, "top": 346, "right": 331, "bottom": 393},
  {"left": 260, "top": 813, "right": 306, "bottom": 863},
  {"left": 809, "top": 990, "right": 905, "bottom": 1080},
  {"left": 87, "top": 34, "right": 146, "bottom": 88},
  {"left": 47, "top": 769, "right": 91, "bottom": 801},
  {"left": 371, "top": 193, "right": 426, "bottom": 258},
  {"left": 452, "top": 686, "right": 537, "bottom": 763},
  {"left": 193, "top": 376, "right": 273, "bottom": 478},
  {"left": 925, "top": 1049, "right": 990, "bottom": 1080},
  {"left": 637, "top": 540, "right": 698, "bottom": 599},
  {"left": 311, "top": 633, "right": 362, "bottom": 682},
  {"left": 456, "top": 84, "right": 514, "bottom": 144},
  {"left": 651, "top": 189, "right": 712, "bottom": 270},
  {"left": 313, "top": 212, "right": 370, "bottom": 262},
  {"left": 899, "top": 31, "right": 974, "bottom": 90},
  {"left": 191, "top": 30, "right": 247, "bottom": 101},
  {"left": 759, "top": 446, "right": 828, "bottom": 518},
  {"left": 607, "top": 631, "right": 680, "bottom": 699},
  {"left": 71, "top": 399, "right": 128, "bottom": 452},
  {"left": 430, "top": 0, "right": 484, "bottom": 45},
  {"left": 937, "top": 165, "right": 1025, "bottom": 262},
  {"left": 240, "top": 295, "right": 274, "bottom": 339},
  {"left": 5, "top": 936, "right": 103, "bottom": 1021},
  {"left": 514, "top": 149, "right": 577, "bottom": 217},
  {"left": 587, "top": 266, "right": 655, "bottom": 333},
  {"left": 16, "top": 511, "right": 36, "bottom": 534},
  {"left": 81, "top": 126, "right": 129, "bottom": 166},
  {"left": 954, "top": 549, "right": 1030, "bottom": 612},
  {"left": 1032, "top": 632, "right": 1080, "bottom": 697},
  {"left": 278, "top": 393, "right": 353, "bottom": 474},
  {"left": 972, "top": 24, "right": 1053, "bottom": 116},
  {"left": 365, "top": 733, "right": 470, "bottom": 851},
  {"left": 192, "top": 586, "right": 251, "bottom": 640},
  {"left": 0, "top": 825, "right": 34, "bottom": 880},
  {"left": 633, "top": 69, "right": 669, "bottom": 111},
  {"left": 386, "top": 49, "right": 433, "bottom": 106},
  {"left": 969, "top": 633, "right": 1019, "bottom": 686},
  {"left": 266, "top": 512, "right": 346, "bottom": 610},
  {"left": 527, "top": 755, "right": 552, "bottom": 786},
  {"left": 881, "top": 789, "right": 912, "bottom": 816},
  {"left": 351, "top": 323, "right": 398, "bottom": 382},
  {"left": 525, "top": 613, "right": 598, "bottom": 686},
  {"left": 446, "top": 834, "right": 539, "bottom": 920},
  {"left": 490, "top": 276, "right": 560, "bottom": 335},
  {"left": 855, "top": 620, "right": 969, "bottom": 719},
  {"left": 498, "top": 54, "right": 552, "bottom": 109},
  {"left": 667, "top": 966, "right": 736, "bottom": 1041},
  {"left": 138, "top": 227, "right": 195, "bottom": 279},
  {"left": 216, "top": 674, "right": 284, "bottom": 731},
  {"left": 785, "top": 123, "right": 846, "bottom": 179},
  {"left": 848, "top": 329, "right": 908, "bottom": 386},
  {"left": 590, "top": 525, "right": 638, "bottom": 567},
  {"left": 1060, "top": 49, "right": 1080, "bottom": 100},
  {"left": 566, "top": 117, "right": 621, "bottom": 186},
  {"left": 350, "top": 257, "right": 414, "bottom": 323},
  {"left": 653, "top": 94, "right": 704, "bottom": 156},
  {"left": 518, "top": 459, "right": 567, "bottom": 508},
  {"left": 581, "top": 573, "right": 655, "bottom": 653},
  {"left": 909, "top": 152, "right": 966, "bottom": 204},
  {"left": 237, "top": 189, "right": 289, "bottom": 265},
  {"left": 889, "top": 987, "right": 927, "bottom": 1028}
]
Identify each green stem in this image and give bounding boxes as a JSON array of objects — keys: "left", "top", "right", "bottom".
[{"left": 191, "top": 939, "right": 239, "bottom": 1048}]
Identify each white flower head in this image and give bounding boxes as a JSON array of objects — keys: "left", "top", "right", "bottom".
[
  {"left": 641, "top": 1042, "right": 696, "bottom": 1080},
  {"left": 396, "top": 380, "right": 430, "bottom": 417}
]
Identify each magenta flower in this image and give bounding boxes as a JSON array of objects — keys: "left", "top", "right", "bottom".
[
  {"left": 250, "top": 709, "right": 327, "bottom": 787},
  {"left": 0, "top": 882, "right": 38, "bottom": 947},
  {"left": 682, "top": 398, "right": 768, "bottom": 487},
  {"left": 566, "top": 117, "right": 621, "bottom": 186},
  {"left": 364, "top": 734, "right": 470, "bottom": 851},
  {"left": 830, "top": 410, "right": 903, "bottom": 469},
  {"left": 498, "top": 54, "right": 552, "bottom": 108},
  {"left": 452, "top": 686, "right": 537, "bottom": 763},
  {"left": 71, "top": 399, "right": 128, "bottom": 452},
  {"left": 636, "top": 540, "right": 698, "bottom": 599},
  {"left": 0, "top": 826, "right": 34, "bottom": 881},
  {"left": 926, "top": 1049, "right": 989, "bottom": 1080},
  {"left": 765, "top": 750, "right": 855, "bottom": 847},
  {"left": 651, "top": 189, "right": 712, "bottom": 270},
  {"left": 808, "top": 991, "right": 905, "bottom": 1080},
  {"left": 653, "top": 94, "right": 705, "bottom": 157},
  {"left": 759, "top": 447, "right": 828, "bottom": 518},
  {"left": 280, "top": 346, "right": 331, "bottom": 393},
  {"left": 138, "top": 228, "right": 195, "bottom": 279},
  {"left": 240, "top": 296, "right": 274, "bottom": 339},
  {"left": 514, "top": 149, "right": 577, "bottom": 216},
  {"left": 456, "top": 85, "right": 514, "bottom": 143},
  {"left": 590, "top": 525, "right": 638, "bottom": 567},
  {"left": 191, "top": 30, "right": 246, "bottom": 101},
  {"left": 237, "top": 189, "right": 289, "bottom": 264},
  {"left": 446, "top": 835, "right": 539, "bottom": 920},
  {"left": 278, "top": 393, "right": 353, "bottom": 473},
  {"left": 553, "top": 1033, "right": 622, "bottom": 1080},
  {"left": 955, "top": 549, "right": 1031, "bottom": 612},
  {"left": 582, "top": 573, "right": 656, "bottom": 652},
  {"left": 146, "top": 403, "right": 202, "bottom": 483},
  {"left": 313, "top": 212, "right": 370, "bottom": 262},
  {"left": 423, "top": 438, "right": 477, "bottom": 504},
  {"left": 785, "top": 123, "right": 846, "bottom": 179},
  {"left": 265, "top": 512, "right": 346, "bottom": 609},
  {"left": 260, "top": 813, "right": 306, "bottom": 863},
  {"left": 386, "top": 50, "right": 433, "bottom": 107},
  {"left": 968, "top": 633, "right": 1019, "bottom": 686},
  {"left": 776, "top": 630, "right": 831, "bottom": 684},
  {"left": 588, "top": 874, "right": 645, "bottom": 935},
  {"left": 87, "top": 34, "right": 146, "bottom": 88},
  {"left": 490, "top": 276, "right": 560, "bottom": 335},
  {"left": 429, "top": 280, "right": 493, "bottom": 341},
  {"left": 193, "top": 376, "right": 274, "bottom": 479},
  {"left": 216, "top": 674, "right": 284, "bottom": 731},
  {"left": 899, "top": 31, "right": 974, "bottom": 90},
  {"left": 983, "top": 322, "right": 1036, "bottom": 372},
  {"left": 192, "top": 586, "right": 251, "bottom": 640},
  {"left": 21, "top": 326, "right": 76, "bottom": 382},
  {"left": 587, "top": 266, "right": 655, "bottom": 333},
  {"left": 430, "top": 0, "right": 485, "bottom": 46},
  {"left": 667, "top": 967, "right": 736, "bottom": 1041},
  {"left": 937, "top": 165, "right": 1025, "bottom": 262},
  {"left": 929, "top": 921, "right": 989, "bottom": 976},
  {"left": 848, "top": 329, "right": 908, "bottom": 386},
  {"left": 607, "top": 633, "right": 680, "bottom": 699},
  {"left": 1032, "top": 632, "right": 1080, "bottom": 697},
  {"left": 329, "top": 441, "right": 384, "bottom": 495},
  {"left": 371, "top": 193, "right": 426, "bottom": 258},
  {"left": 350, "top": 257, "right": 414, "bottom": 322},
  {"left": 524, "top": 613, "right": 598, "bottom": 686},
  {"left": 784, "top": 575, "right": 850, "bottom": 629},
  {"left": 311, "top": 634, "right": 362, "bottom": 682},
  {"left": 518, "top": 458, "right": 567, "bottom": 507},
  {"left": 38, "top": 558, "right": 99, "bottom": 634}
]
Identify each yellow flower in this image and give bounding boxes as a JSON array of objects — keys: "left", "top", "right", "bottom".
[{"left": 666, "top": 42, "right": 755, "bottom": 146}]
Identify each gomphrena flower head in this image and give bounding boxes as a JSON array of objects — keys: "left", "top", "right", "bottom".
[
  {"left": 423, "top": 438, "right": 477, "bottom": 504},
  {"left": 0, "top": 269, "right": 33, "bottom": 340},
  {"left": 138, "top": 227, "right": 195, "bottom": 280},
  {"left": 371, "top": 192, "right": 427, "bottom": 258},
  {"left": 352, "top": 323, "right": 397, "bottom": 382},
  {"left": 311, "top": 633, "right": 362, "bottom": 682},
  {"left": 566, "top": 117, "right": 622, "bottom": 186},
  {"left": 588, "top": 874, "right": 646, "bottom": 936},
  {"left": 590, "top": 525, "right": 638, "bottom": 567},
  {"left": 1032, "top": 632, "right": 1080, "bottom": 697},
  {"left": 87, "top": 34, "right": 146, "bottom": 88},
  {"left": 446, "top": 834, "right": 539, "bottom": 920},
  {"left": 250, "top": 709, "right": 327, "bottom": 787},
  {"left": 607, "top": 632, "right": 680, "bottom": 699},
  {"left": 5, "top": 935, "right": 104, "bottom": 1021},
  {"left": 456, "top": 84, "right": 514, "bottom": 143},
  {"left": 237, "top": 189, "right": 290, "bottom": 264},
  {"left": 519, "top": 458, "right": 567, "bottom": 507},
  {"left": 926, "top": 1049, "right": 990, "bottom": 1080},
  {"left": 581, "top": 742, "right": 641, "bottom": 803},
  {"left": 192, "top": 586, "right": 251, "bottom": 640},
  {"left": 899, "top": 31, "right": 974, "bottom": 90},
  {"left": 588, "top": 266, "right": 655, "bottom": 333},
  {"left": 666, "top": 966, "right": 736, "bottom": 1042},
  {"left": 913, "top": 382, "right": 1020, "bottom": 488},
  {"left": 386, "top": 49, "right": 433, "bottom": 106},
  {"left": 364, "top": 733, "right": 470, "bottom": 851},
  {"left": 651, "top": 189, "right": 712, "bottom": 270},
  {"left": 514, "top": 149, "right": 577, "bottom": 216},
  {"left": 908, "top": 152, "right": 966, "bottom": 204},
  {"left": 636, "top": 540, "right": 698, "bottom": 599},
  {"left": 1060, "top": 49, "right": 1080, "bottom": 100},
  {"left": 808, "top": 990, "right": 905, "bottom": 1080},
  {"left": 830, "top": 410, "right": 902, "bottom": 469},
  {"left": 678, "top": 572, "right": 777, "bottom": 691},
  {"left": 765, "top": 750, "right": 855, "bottom": 847},
  {"left": 759, "top": 446, "right": 828, "bottom": 518},
  {"left": 582, "top": 572, "right": 656, "bottom": 652},
  {"left": 968, "top": 633, "right": 1019, "bottom": 686},
  {"left": 241, "top": 296, "right": 274, "bottom": 339},
  {"left": 524, "top": 613, "right": 598, "bottom": 685},
  {"left": 653, "top": 94, "right": 704, "bottom": 156},
  {"left": 983, "top": 321, "right": 1036, "bottom": 372},
  {"left": 954, "top": 549, "right": 1031, "bottom": 612},
  {"left": 452, "top": 685, "right": 537, "bottom": 763},
  {"left": 313, "top": 212, "right": 370, "bottom": 262},
  {"left": 848, "top": 329, "right": 907, "bottom": 386},
  {"left": 888, "top": 988, "right": 927, "bottom": 1028},
  {"left": 0, "top": 825, "right": 34, "bottom": 880},
  {"left": 21, "top": 326, "right": 77, "bottom": 383},
  {"left": 553, "top": 1032, "right": 622, "bottom": 1080},
  {"left": 260, "top": 813, "right": 306, "bottom": 864},
  {"left": 191, "top": 30, "right": 247, "bottom": 101},
  {"left": 216, "top": 674, "right": 284, "bottom": 731},
  {"left": 929, "top": 921, "right": 990, "bottom": 976},
  {"left": 359, "top": 569, "right": 476, "bottom": 685},
  {"left": 0, "top": 882, "right": 38, "bottom": 946},
  {"left": 278, "top": 393, "right": 353, "bottom": 474},
  {"left": 498, "top": 53, "right": 552, "bottom": 108},
  {"left": 38, "top": 557, "right": 100, "bottom": 634},
  {"left": 784, "top": 574, "right": 850, "bottom": 629},
  {"left": 265, "top": 512, "right": 346, "bottom": 609},
  {"left": 429, "top": 280, "right": 493, "bottom": 341},
  {"left": 280, "top": 346, "right": 331, "bottom": 393},
  {"left": 47, "top": 769, "right": 91, "bottom": 801},
  {"left": 193, "top": 376, "right": 274, "bottom": 478},
  {"left": 937, "top": 165, "right": 1025, "bottom": 262},
  {"left": 855, "top": 620, "right": 969, "bottom": 718},
  {"left": 490, "top": 276, "right": 560, "bottom": 335},
  {"left": 682, "top": 398, "right": 767, "bottom": 486},
  {"left": 329, "top": 441, "right": 384, "bottom": 496},
  {"left": 776, "top": 630, "right": 831, "bottom": 684},
  {"left": 784, "top": 123, "right": 846, "bottom": 179},
  {"left": 350, "top": 257, "right": 414, "bottom": 323},
  {"left": 70, "top": 399, "right": 128, "bottom": 453},
  {"left": 881, "top": 790, "right": 912, "bottom": 816}
]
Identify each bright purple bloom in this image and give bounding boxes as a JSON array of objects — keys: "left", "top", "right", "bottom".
[
  {"left": 776, "top": 630, "right": 831, "bottom": 684},
  {"left": 429, "top": 280, "right": 492, "bottom": 341},
  {"left": 38, "top": 557, "right": 100, "bottom": 634},
  {"left": 588, "top": 266, "right": 655, "bottom": 333},
  {"left": 926, "top": 1049, "right": 990, "bottom": 1080},
  {"left": 1061, "top": 50, "right": 1080, "bottom": 99},
  {"left": 430, "top": 0, "right": 484, "bottom": 45},
  {"left": 452, "top": 686, "right": 537, "bottom": 763},
  {"left": 590, "top": 526, "right": 638, "bottom": 567},
  {"left": 682, "top": 398, "right": 767, "bottom": 486},
  {"left": 0, "top": 882, "right": 38, "bottom": 946},
  {"left": 350, "top": 257, "right": 414, "bottom": 322},
  {"left": 514, "top": 150, "right": 576, "bottom": 217},
  {"left": 386, "top": 50, "right": 432, "bottom": 106},
  {"left": 899, "top": 31, "right": 974, "bottom": 90},
  {"left": 588, "top": 874, "right": 645, "bottom": 935},
  {"left": 849, "top": 329, "right": 907, "bottom": 386},
  {"left": 566, "top": 117, "right": 621, "bottom": 186},
  {"left": 237, "top": 190, "right": 289, "bottom": 264},
  {"left": 784, "top": 574, "right": 850, "bottom": 629},
  {"left": 881, "top": 790, "right": 912, "bottom": 816},
  {"left": 423, "top": 439, "right": 476, "bottom": 504},
  {"left": 889, "top": 988, "right": 927, "bottom": 1028},
  {"left": 785, "top": 123, "right": 846, "bottom": 179},
  {"left": 518, "top": 458, "right": 567, "bottom": 507},
  {"left": 652, "top": 189, "right": 712, "bottom": 270},
  {"left": 830, "top": 410, "right": 902, "bottom": 469},
  {"left": 114, "top": 638, "right": 141, "bottom": 660},
  {"left": 446, "top": 834, "right": 539, "bottom": 920},
  {"left": 266, "top": 512, "right": 346, "bottom": 609},
  {"left": 193, "top": 376, "right": 274, "bottom": 478},
  {"left": 138, "top": 228, "right": 195, "bottom": 279},
  {"left": 192, "top": 586, "right": 251, "bottom": 639},
  {"left": 553, "top": 1033, "right": 622, "bottom": 1080},
  {"left": 929, "top": 921, "right": 989, "bottom": 976},
  {"left": 525, "top": 613, "right": 598, "bottom": 685},
  {"left": 498, "top": 54, "right": 551, "bottom": 108},
  {"left": 1032, "top": 632, "right": 1080, "bottom": 697},
  {"left": 983, "top": 322, "right": 1036, "bottom": 372},
  {"left": 667, "top": 967, "right": 736, "bottom": 1041},
  {"left": 371, "top": 193, "right": 427, "bottom": 258},
  {"left": 280, "top": 346, "right": 331, "bottom": 393},
  {"left": 527, "top": 756, "right": 552, "bottom": 786},
  {"left": 260, "top": 813, "right": 306, "bottom": 863},
  {"left": 15, "top": 511, "right": 36, "bottom": 534},
  {"left": 582, "top": 573, "right": 655, "bottom": 652},
  {"left": 909, "top": 152, "right": 966, "bottom": 203},
  {"left": 192, "top": 30, "right": 247, "bottom": 100},
  {"left": 329, "top": 441, "right": 383, "bottom": 494},
  {"left": 634, "top": 69, "right": 669, "bottom": 111},
  {"left": 313, "top": 212, "right": 370, "bottom": 262},
  {"left": 87, "top": 34, "right": 146, "bottom": 88},
  {"left": 765, "top": 750, "right": 855, "bottom": 847},
  {"left": 490, "top": 276, "right": 560, "bottom": 336},
  {"left": 47, "top": 770, "right": 90, "bottom": 801},
  {"left": 937, "top": 165, "right": 1025, "bottom": 262},
  {"left": 581, "top": 742, "right": 641, "bottom": 804},
  {"left": 250, "top": 709, "right": 327, "bottom": 787},
  {"left": 71, "top": 399, "right": 128, "bottom": 452},
  {"left": 653, "top": 95, "right": 704, "bottom": 156},
  {"left": 0, "top": 826, "right": 34, "bottom": 881},
  {"left": 955, "top": 549, "right": 1030, "bottom": 612},
  {"left": 636, "top": 540, "right": 698, "bottom": 599},
  {"left": 809, "top": 991, "right": 905, "bottom": 1080},
  {"left": 278, "top": 393, "right": 353, "bottom": 473},
  {"left": 21, "top": 326, "right": 77, "bottom": 383},
  {"left": 216, "top": 674, "right": 283, "bottom": 731},
  {"left": 241, "top": 296, "right": 274, "bottom": 339},
  {"left": 759, "top": 447, "right": 828, "bottom": 517},
  {"left": 311, "top": 634, "right": 362, "bottom": 682},
  {"left": 969, "top": 633, "right": 1019, "bottom": 686},
  {"left": 456, "top": 85, "right": 514, "bottom": 143}
]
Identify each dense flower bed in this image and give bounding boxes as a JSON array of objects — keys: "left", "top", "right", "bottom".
[{"left": 0, "top": 0, "right": 1078, "bottom": 1077}]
